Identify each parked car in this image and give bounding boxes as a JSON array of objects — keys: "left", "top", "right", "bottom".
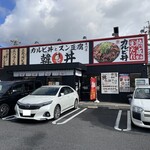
[
  {"left": 0, "top": 80, "right": 42, "bottom": 118},
  {"left": 130, "top": 85, "right": 150, "bottom": 128},
  {"left": 15, "top": 85, "right": 79, "bottom": 120}
]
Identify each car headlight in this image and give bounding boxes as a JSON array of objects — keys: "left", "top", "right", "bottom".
[
  {"left": 132, "top": 106, "right": 143, "bottom": 113},
  {"left": 38, "top": 101, "right": 53, "bottom": 107},
  {"left": 17, "top": 101, "right": 22, "bottom": 106}
]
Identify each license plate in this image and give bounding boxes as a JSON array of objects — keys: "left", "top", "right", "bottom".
[{"left": 23, "top": 110, "right": 31, "bottom": 116}]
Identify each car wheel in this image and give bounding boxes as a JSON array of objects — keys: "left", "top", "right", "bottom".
[
  {"left": 0, "top": 103, "right": 9, "bottom": 118},
  {"left": 74, "top": 99, "right": 78, "bottom": 109},
  {"left": 54, "top": 105, "right": 61, "bottom": 120}
]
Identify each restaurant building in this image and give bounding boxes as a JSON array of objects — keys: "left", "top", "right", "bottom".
[{"left": 0, "top": 34, "right": 148, "bottom": 103}]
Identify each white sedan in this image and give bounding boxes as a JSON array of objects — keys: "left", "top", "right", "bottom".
[
  {"left": 130, "top": 85, "right": 150, "bottom": 128},
  {"left": 15, "top": 85, "right": 79, "bottom": 120}
]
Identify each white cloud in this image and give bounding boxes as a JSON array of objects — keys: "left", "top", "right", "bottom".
[{"left": 0, "top": 0, "right": 150, "bottom": 46}]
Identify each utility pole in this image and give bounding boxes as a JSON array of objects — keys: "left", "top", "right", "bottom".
[
  {"left": 140, "top": 21, "right": 150, "bottom": 77},
  {"left": 146, "top": 21, "right": 150, "bottom": 39},
  {"left": 140, "top": 21, "right": 150, "bottom": 40}
]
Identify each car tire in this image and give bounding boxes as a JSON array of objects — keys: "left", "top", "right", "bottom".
[
  {"left": 74, "top": 99, "right": 78, "bottom": 109},
  {"left": 54, "top": 105, "right": 61, "bottom": 120},
  {"left": 0, "top": 103, "right": 10, "bottom": 118}
]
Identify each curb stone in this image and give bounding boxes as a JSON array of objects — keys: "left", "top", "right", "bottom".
[{"left": 79, "top": 101, "right": 130, "bottom": 110}]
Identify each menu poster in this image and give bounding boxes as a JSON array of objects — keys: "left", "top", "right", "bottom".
[
  {"left": 119, "top": 74, "right": 130, "bottom": 92},
  {"left": 101, "top": 72, "right": 119, "bottom": 94}
]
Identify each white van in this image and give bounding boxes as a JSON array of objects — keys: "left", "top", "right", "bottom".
[{"left": 130, "top": 85, "right": 150, "bottom": 128}]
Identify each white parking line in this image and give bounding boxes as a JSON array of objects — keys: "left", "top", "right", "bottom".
[
  {"left": 2, "top": 115, "right": 17, "bottom": 121},
  {"left": 52, "top": 108, "right": 87, "bottom": 125},
  {"left": 114, "top": 110, "right": 131, "bottom": 132},
  {"left": 123, "top": 111, "right": 131, "bottom": 131},
  {"left": 114, "top": 110, "right": 122, "bottom": 131},
  {"left": 52, "top": 108, "right": 80, "bottom": 124}
]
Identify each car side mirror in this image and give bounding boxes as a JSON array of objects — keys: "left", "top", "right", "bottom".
[{"left": 60, "top": 93, "right": 64, "bottom": 96}]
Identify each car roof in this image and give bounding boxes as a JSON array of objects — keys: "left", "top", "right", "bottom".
[{"left": 41, "top": 85, "right": 70, "bottom": 88}]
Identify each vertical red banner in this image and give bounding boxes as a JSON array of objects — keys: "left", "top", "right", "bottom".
[{"left": 90, "top": 77, "right": 96, "bottom": 100}]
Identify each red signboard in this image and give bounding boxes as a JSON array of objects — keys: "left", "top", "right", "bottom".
[
  {"left": 129, "top": 38, "right": 144, "bottom": 61},
  {"left": 93, "top": 34, "right": 148, "bottom": 65}
]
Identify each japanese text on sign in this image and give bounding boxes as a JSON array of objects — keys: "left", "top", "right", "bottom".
[
  {"left": 93, "top": 36, "right": 145, "bottom": 63},
  {"left": 29, "top": 42, "right": 89, "bottom": 64},
  {"left": 19, "top": 48, "right": 27, "bottom": 65}
]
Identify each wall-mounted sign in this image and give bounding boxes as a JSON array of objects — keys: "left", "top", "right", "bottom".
[
  {"left": 19, "top": 48, "right": 27, "bottom": 65},
  {"left": 93, "top": 36, "right": 146, "bottom": 64},
  {"left": 135, "top": 78, "right": 149, "bottom": 86},
  {"left": 101, "top": 72, "right": 119, "bottom": 94},
  {"left": 2, "top": 48, "right": 27, "bottom": 67},
  {"left": 2, "top": 49, "right": 9, "bottom": 67},
  {"left": 13, "top": 70, "right": 74, "bottom": 77},
  {"left": 10, "top": 48, "right": 18, "bottom": 65},
  {"left": 119, "top": 74, "right": 130, "bottom": 92},
  {"left": 29, "top": 42, "right": 89, "bottom": 65}
]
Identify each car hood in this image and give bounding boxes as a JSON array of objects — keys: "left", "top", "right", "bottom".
[
  {"left": 18, "top": 95, "right": 55, "bottom": 104},
  {"left": 133, "top": 99, "right": 150, "bottom": 110}
]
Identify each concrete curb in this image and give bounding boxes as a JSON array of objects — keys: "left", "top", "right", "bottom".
[{"left": 79, "top": 101, "right": 130, "bottom": 110}]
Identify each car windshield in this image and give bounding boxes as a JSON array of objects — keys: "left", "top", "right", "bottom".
[
  {"left": 0, "top": 82, "right": 12, "bottom": 94},
  {"left": 30, "top": 87, "right": 60, "bottom": 96},
  {"left": 134, "top": 88, "right": 150, "bottom": 99}
]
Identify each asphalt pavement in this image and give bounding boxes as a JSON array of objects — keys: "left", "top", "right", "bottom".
[{"left": 79, "top": 100, "right": 130, "bottom": 110}]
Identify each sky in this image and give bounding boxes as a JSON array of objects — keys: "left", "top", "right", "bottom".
[{"left": 0, "top": 0, "right": 150, "bottom": 47}]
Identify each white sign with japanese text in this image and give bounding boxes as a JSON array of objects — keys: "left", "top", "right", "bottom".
[
  {"left": 29, "top": 42, "right": 89, "bottom": 64},
  {"left": 101, "top": 72, "right": 119, "bottom": 94}
]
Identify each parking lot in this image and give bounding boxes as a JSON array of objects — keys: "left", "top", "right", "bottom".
[{"left": 1, "top": 106, "right": 150, "bottom": 150}]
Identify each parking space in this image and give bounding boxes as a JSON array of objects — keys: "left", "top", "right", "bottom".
[
  {"left": 2, "top": 107, "right": 87, "bottom": 124},
  {"left": 2, "top": 106, "right": 150, "bottom": 135},
  {"left": 1, "top": 106, "right": 150, "bottom": 150},
  {"left": 81, "top": 107, "right": 150, "bottom": 134},
  {"left": 52, "top": 108, "right": 87, "bottom": 125}
]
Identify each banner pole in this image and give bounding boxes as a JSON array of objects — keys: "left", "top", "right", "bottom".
[{"left": 95, "top": 76, "right": 100, "bottom": 103}]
